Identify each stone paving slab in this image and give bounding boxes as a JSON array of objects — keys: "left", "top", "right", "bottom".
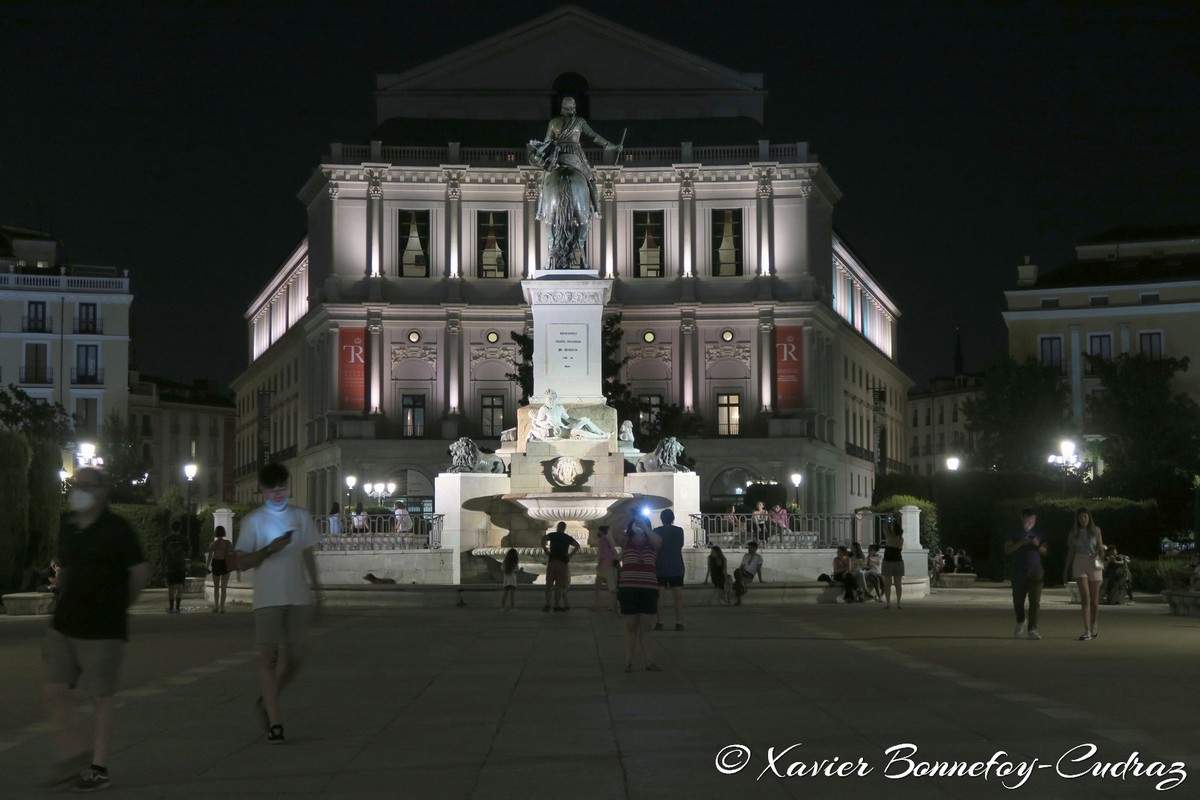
[{"left": 1, "top": 587, "right": 1195, "bottom": 799}]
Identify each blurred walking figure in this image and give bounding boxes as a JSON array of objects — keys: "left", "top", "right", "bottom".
[
  {"left": 42, "top": 467, "right": 148, "bottom": 792},
  {"left": 881, "top": 517, "right": 905, "bottom": 609},
  {"left": 500, "top": 548, "right": 519, "bottom": 610}
]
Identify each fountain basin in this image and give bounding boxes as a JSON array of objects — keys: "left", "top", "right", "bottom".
[{"left": 473, "top": 546, "right": 602, "bottom": 585}]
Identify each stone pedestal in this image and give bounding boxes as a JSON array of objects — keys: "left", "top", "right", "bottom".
[
  {"left": 435, "top": 473, "right": 513, "bottom": 583},
  {"left": 623, "top": 471, "right": 702, "bottom": 530},
  {"left": 521, "top": 279, "right": 612, "bottom": 405}
]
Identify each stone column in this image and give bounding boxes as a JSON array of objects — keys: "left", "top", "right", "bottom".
[
  {"left": 367, "top": 309, "right": 383, "bottom": 416},
  {"left": 442, "top": 167, "right": 465, "bottom": 278},
  {"left": 594, "top": 167, "right": 619, "bottom": 277},
  {"left": 752, "top": 163, "right": 776, "bottom": 276},
  {"left": 674, "top": 166, "right": 699, "bottom": 278},
  {"left": 520, "top": 168, "right": 541, "bottom": 277},
  {"left": 758, "top": 310, "right": 774, "bottom": 413},
  {"left": 364, "top": 167, "right": 385, "bottom": 277},
  {"left": 680, "top": 309, "right": 696, "bottom": 412},
  {"left": 443, "top": 308, "right": 463, "bottom": 438}
]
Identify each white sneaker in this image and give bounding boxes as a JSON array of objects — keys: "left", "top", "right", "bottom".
[
  {"left": 1027, "top": 629, "right": 1041, "bottom": 640},
  {"left": 1013, "top": 621, "right": 1026, "bottom": 638}
]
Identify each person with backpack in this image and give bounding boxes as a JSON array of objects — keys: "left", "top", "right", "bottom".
[{"left": 162, "top": 521, "right": 189, "bottom": 614}]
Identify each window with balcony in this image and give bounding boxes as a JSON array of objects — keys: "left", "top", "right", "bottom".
[
  {"left": 74, "top": 345, "right": 100, "bottom": 384},
  {"left": 401, "top": 395, "right": 425, "bottom": 437},
  {"left": 477, "top": 212, "right": 508, "bottom": 278},
  {"left": 24, "top": 301, "right": 50, "bottom": 333},
  {"left": 75, "top": 397, "right": 98, "bottom": 436},
  {"left": 1086, "top": 334, "right": 1112, "bottom": 372},
  {"left": 717, "top": 393, "right": 740, "bottom": 436},
  {"left": 952, "top": 403, "right": 959, "bottom": 423},
  {"left": 481, "top": 394, "right": 505, "bottom": 438},
  {"left": 1039, "top": 336, "right": 1063, "bottom": 371},
  {"left": 21, "top": 343, "right": 51, "bottom": 383},
  {"left": 633, "top": 210, "right": 665, "bottom": 277},
  {"left": 76, "top": 303, "right": 99, "bottom": 334},
  {"left": 398, "top": 210, "right": 431, "bottom": 277},
  {"left": 711, "top": 209, "right": 743, "bottom": 276}
]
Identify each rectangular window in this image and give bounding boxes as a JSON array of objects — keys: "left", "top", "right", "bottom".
[
  {"left": 477, "top": 211, "right": 508, "bottom": 278},
  {"left": 711, "top": 209, "right": 743, "bottom": 276},
  {"left": 717, "top": 393, "right": 740, "bottom": 436},
  {"left": 1089, "top": 296, "right": 1109, "bottom": 307},
  {"left": 937, "top": 404, "right": 944, "bottom": 424},
  {"left": 911, "top": 408, "right": 917, "bottom": 427},
  {"left": 398, "top": 210, "right": 431, "bottom": 277},
  {"left": 25, "top": 301, "right": 49, "bottom": 333},
  {"left": 74, "top": 345, "right": 100, "bottom": 384},
  {"left": 481, "top": 394, "right": 505, "bottom": 438},
  {"left": 1140, "top": 292, "right": 1160, "bottom": 305},
  {"left": 22, "top": 342, "right": 50, "bottom": 383},
  {"left": 1040, "top": 298, "right": 1060, "bottom": 309},
  {"left": 638, "top": 394, "right": 663, "bottom": 434},
  {"left": 141, "top": 415, "right": 153, "bottom": 436},
  {"left": 1087, "top": 334, "right": 1112, "bottom": 370},
  {"left": 76, "top": 303, "right": 99, "bottom": 334},
  {"left": 952, "top": 403, "right": 959, "bottom": 423},
  {"left": 633, "top": 210, "right": 665, "bottom": 277},
  {"left": 1140, "top": 331, "right": 1163, "bottom": 360},
  {"left": 1039, "top": 336, "right": 1063, "bottom": 371},
  {"left": 924, "top": 408, "right": 931, "bottom": 426},
  {"left": 74, "top": 397, "right": 98, "bottom": 436},
  {"left": 401, "top": 395, "right": 425, "bottom": 437}
]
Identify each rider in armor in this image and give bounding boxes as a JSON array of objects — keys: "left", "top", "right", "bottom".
[{"left": 534, "top": 96, "right": 617, "bottom": 219}]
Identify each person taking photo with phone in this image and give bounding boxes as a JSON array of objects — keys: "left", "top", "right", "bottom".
[{"left": 235, "top": 463, "right": 322, "bottom": 744}]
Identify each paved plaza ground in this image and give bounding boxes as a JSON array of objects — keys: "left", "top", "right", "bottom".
[{"left": 1, "top": 583, "right": 1196, "bottom": 799}]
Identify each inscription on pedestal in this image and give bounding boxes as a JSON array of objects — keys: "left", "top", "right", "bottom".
[{"left": 548, "top": 323, "right": 588, "bottom": 375}]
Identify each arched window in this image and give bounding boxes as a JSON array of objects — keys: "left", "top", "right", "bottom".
[{"left": 551, "top": 72, "right": 590, "bottom": 119}]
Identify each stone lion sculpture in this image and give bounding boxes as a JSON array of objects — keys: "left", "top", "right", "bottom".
[
  {"left": 636, "top": 437, "right": 691, "bottom": 473},
  {"left": 448, "top": 437, "right": 506, "bottom": 474}
]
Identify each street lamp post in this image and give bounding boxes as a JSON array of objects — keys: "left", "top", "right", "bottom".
[
  {"left": 184, "top": 463, "right": 197, "bottom": 558},
  {"left": 945, "top": 456, "right": 961, "bottom": 472},
  {"left": 1047, "top": 440, "right": 1080, "bottom": 495},
  {"left": 345, "top": 475, "right": 357, "bottom": 507},
  {"left": 790, "top": 473, "right": 803, "bottom": 508},
  {"left": 365, "top": 481, "right": 396, "bottom": 505}
]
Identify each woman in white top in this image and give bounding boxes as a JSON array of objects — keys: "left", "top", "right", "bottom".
[{"left": 1063, "top": 507, "right": 1106, "bottom": 640}]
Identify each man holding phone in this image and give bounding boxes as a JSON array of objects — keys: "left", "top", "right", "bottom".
[
  {"left": 236, "top": 463, "right": 322, "bottom": 744},
  {"left": 1004, "top": 508, "right": 1046, "bottom": 640}
]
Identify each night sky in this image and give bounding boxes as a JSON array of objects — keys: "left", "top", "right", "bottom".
[{"left": 3, "top": 1, "right": 1197, "bottom": 392}]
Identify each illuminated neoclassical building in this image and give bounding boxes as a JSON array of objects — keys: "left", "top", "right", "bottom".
[{"left": 231, "top": 7, "right": 911, "bottom": 514}]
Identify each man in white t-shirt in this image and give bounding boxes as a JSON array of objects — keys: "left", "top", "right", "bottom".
[
  {"left": 235, "top": 463, "right": 321, "bottom": 745},
  {"left": 733, "top": 542, "right": 765, "bottom": 606}
]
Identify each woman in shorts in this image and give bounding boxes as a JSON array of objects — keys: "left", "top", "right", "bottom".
[
  {"left": 617, "top": 518, "right": 663, "bottom": 672},
  {"left": 593, "top": 526, "right": 618, "bottom": 613},
  {"left": 1063, "top": 507, "right": 1106, "bottom": 640},
  {"left": 881, "top": 518, "right": 905, "bottom": 609},
  {"left": 207, "top": 526, "right": 234, "bottom": 613}
]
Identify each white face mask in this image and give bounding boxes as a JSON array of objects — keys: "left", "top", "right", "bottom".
[{"left": 68, "top": 489, "right": 97, "bottom": 512}]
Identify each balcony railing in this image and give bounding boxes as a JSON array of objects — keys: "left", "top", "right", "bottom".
[
  {"left": 71, "top": 367, "right": 105, "bottom": 385},
  {"left": 844, "top": 442, "right": 874, "bottom": 461},
  {"left": 0, "top": 273, "right": 129, "bottom": 293},
  {"left": 689, "top": 512, "right": 860, "bottom": 550},
  {"left": 327, "top": 141, "right": 809, "bottom": 168},
  {"left": 73, "top": 318, "right": 104, "bottom": 334},
  {"left": 314, "top": 513, "right": 443, "bottom": 550},
  {"left": 19, "top": 366, "right": 53, "bottom": 384},
  {"left": 21, "top": 316, "right": 51, "bottom": 333}
]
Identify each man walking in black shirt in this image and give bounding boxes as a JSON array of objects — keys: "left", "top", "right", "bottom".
[{"left": 42, "top": 467, "right": 148, "bottom": 792}]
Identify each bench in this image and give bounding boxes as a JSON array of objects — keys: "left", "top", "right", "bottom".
[
  {"left": 1162, "top": 590, "right": 1200, "bottom": 616},
  {"left": 2, "top": 592, "right": 56, "bottom": 615},
  {"left": 938, "top": 573, "right": 977, "bottom": 589}
]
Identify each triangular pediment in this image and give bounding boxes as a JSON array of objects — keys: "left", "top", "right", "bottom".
[{"left": 375, "top": 5, "right": 765, "bottom": 124}]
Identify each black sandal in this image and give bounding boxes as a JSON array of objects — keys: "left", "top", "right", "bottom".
[{"left": 267, "top": 724, "right": 285, "bottom": 744}]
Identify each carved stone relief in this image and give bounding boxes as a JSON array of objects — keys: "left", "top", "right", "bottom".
[
  {"left": 469, "top": 344, "right": 517, "bottom": 372},
  {"left": 704, "top": 344, "right": 751, "bottom": 370},
  {"left": 390, "top": 344, "right": 438, "bottom": 371},
  {"left": 626, "top": 344, "right": 673, "bottom": 370}
]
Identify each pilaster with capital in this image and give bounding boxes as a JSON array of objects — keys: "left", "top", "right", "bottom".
[
  {"left": 680, "top": 310, "right": 696, "bottom": 412},
  {"left": 443, "top": 167, "right": 466, "bottom": 279},
  {"left": 758, "top": 311, "right": 775, "bottom": 413},
  {"left": 596, "top": 167, "right": 621, "bottom": 277},
  {"left": 367, "top": 309, "right": 384, "bottom": 415},
  {"left": 675, "top": 166, "right": 700, "bottom": 277},
  {"left": 364, "top": 167, "right": 387, "bottom": 277},
  {"left": 751, "top": 163, "right": 776, "bottom": 276},
  {"left": 519, "top": 167, "right": 541, "bottom": 275}
]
